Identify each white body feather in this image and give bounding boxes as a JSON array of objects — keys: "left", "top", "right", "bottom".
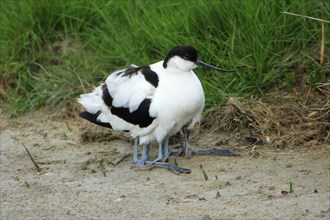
[{"left": 78, "top": 59, "right": 205, "bottom": 145}]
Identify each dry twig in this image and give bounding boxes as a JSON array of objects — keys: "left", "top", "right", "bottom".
[{"left": 22, "top": 143, "right": 42, "bottom": 172}]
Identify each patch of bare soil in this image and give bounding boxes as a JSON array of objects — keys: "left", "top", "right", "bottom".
[{"left": 1, "top": 87, "right": 330, "bottom": 219}]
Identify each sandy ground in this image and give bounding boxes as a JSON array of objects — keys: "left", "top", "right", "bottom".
[{"left": 1, "top": 113, "right": 329, "bottom": 220}]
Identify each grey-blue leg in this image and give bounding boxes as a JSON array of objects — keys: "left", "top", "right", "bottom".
[
  {"left": 194, "top": 148, "right": 240, "bottom": 156},
  {"left": 161, "top": 136, "right": 170, "bottom": 162},
  {"left": 154, "top": 142, "right": 163, "bottom": 162},
  {"left": 141, "top": 143, "right": 150, "bottom": 161},
  {"left": 182, "top": 127, "right": 195, "bottom": 157},
  {"left": 170, "top": 127, "right": 195, "bottom": 157},
  {"left": 170, "top": 132, "right": 185, "bottom": 156},
  {"left": 132, "top": 138, "right": 139, "bottom": 163},
  {"left": 172, "top": 127, "right": 241, "bottom": 157},
  {"left": 153, "top": 135, "right": 170, "bottom": 162},
  {"left": 132, "top": 138, "right": 151, "bottom": 166}
]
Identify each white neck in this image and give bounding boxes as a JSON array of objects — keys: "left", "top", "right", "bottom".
[{"left": 166, "top": 56, "right": 198, "bottom": 72}]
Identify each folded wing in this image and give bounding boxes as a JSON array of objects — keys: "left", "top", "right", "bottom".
[{"left": 78, "top": 65, "right": 159, "bottom": 132}]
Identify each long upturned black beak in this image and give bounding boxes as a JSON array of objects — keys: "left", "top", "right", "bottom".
[{"left": 196, "top": 60, "right": 240, "bottom": 72}]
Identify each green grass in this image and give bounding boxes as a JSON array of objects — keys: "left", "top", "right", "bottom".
[
  {"left": 0, "top": 0, "right": 329, "bottom": 116},
  {"left": 289, "top": 181, "right": 294, "bottom": 193},
  {"left": 199, "top": 164, "right": 208, "bottom": 181}
]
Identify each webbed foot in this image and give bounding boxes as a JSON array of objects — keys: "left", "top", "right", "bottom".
[
  {"left": 145, "top": 161, "right": 191, "bottom": 174},
  {"left": 132, "top": 160, "right": 146, "bottom": 167}
]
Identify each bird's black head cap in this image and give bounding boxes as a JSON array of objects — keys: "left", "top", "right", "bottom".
[{"left": 163, "top": 46, "right": 198, "bottom": 68}]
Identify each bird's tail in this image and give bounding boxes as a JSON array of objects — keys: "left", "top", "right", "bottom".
[
  {"left": 77, "top": 86, "right": 104, "bottom": 114},
  {"left": 77, "top": 86, "right": 113, "bottom": 128}
]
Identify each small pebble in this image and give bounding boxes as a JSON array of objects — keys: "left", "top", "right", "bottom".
[{"left": 224, "top": 181, "right": 231, "bottom": 186}]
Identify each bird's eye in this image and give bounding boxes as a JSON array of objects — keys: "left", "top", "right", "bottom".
[{"left": 183, "top": 54, "right": 189, "bottom": 59}]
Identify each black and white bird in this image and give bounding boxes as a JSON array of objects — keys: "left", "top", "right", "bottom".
[{"left": 78, "top": 46, "right": 240, "bottom": 174}]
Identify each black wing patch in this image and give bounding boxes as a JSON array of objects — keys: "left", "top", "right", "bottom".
[
  {"left": 117, "top": 65, "right": 159, "bottom": 88},
  {"left": 79, "top": 111, "right": 112, "bottom": 129},
  {"left": 111, "top": 98, "right": 155, "bottom": 128},
  {"left": 121, "top": 66, "right": 143, "bottom": 77},
  {"left": 102, "top": 84, "right": 113, "bottom": 107},
  {"left": 141, "top": 67, "right": 159, "bottom": 87},
  {"left": 101, "top": 80, "right": 155, "bottom": 128},
  {"left": 98, "top": 68, "right": 157, "bottom": 128}
]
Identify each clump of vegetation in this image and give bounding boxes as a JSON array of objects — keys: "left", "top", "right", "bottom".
[
  {"left": 201, "top": 84, "right": 329, "bottom": 147},
  {"left": 24, "top": 181, "right": 31, "bottom": 188},
  {"left": 0, "top": 0, "right": 328, "bottom": 116}
]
